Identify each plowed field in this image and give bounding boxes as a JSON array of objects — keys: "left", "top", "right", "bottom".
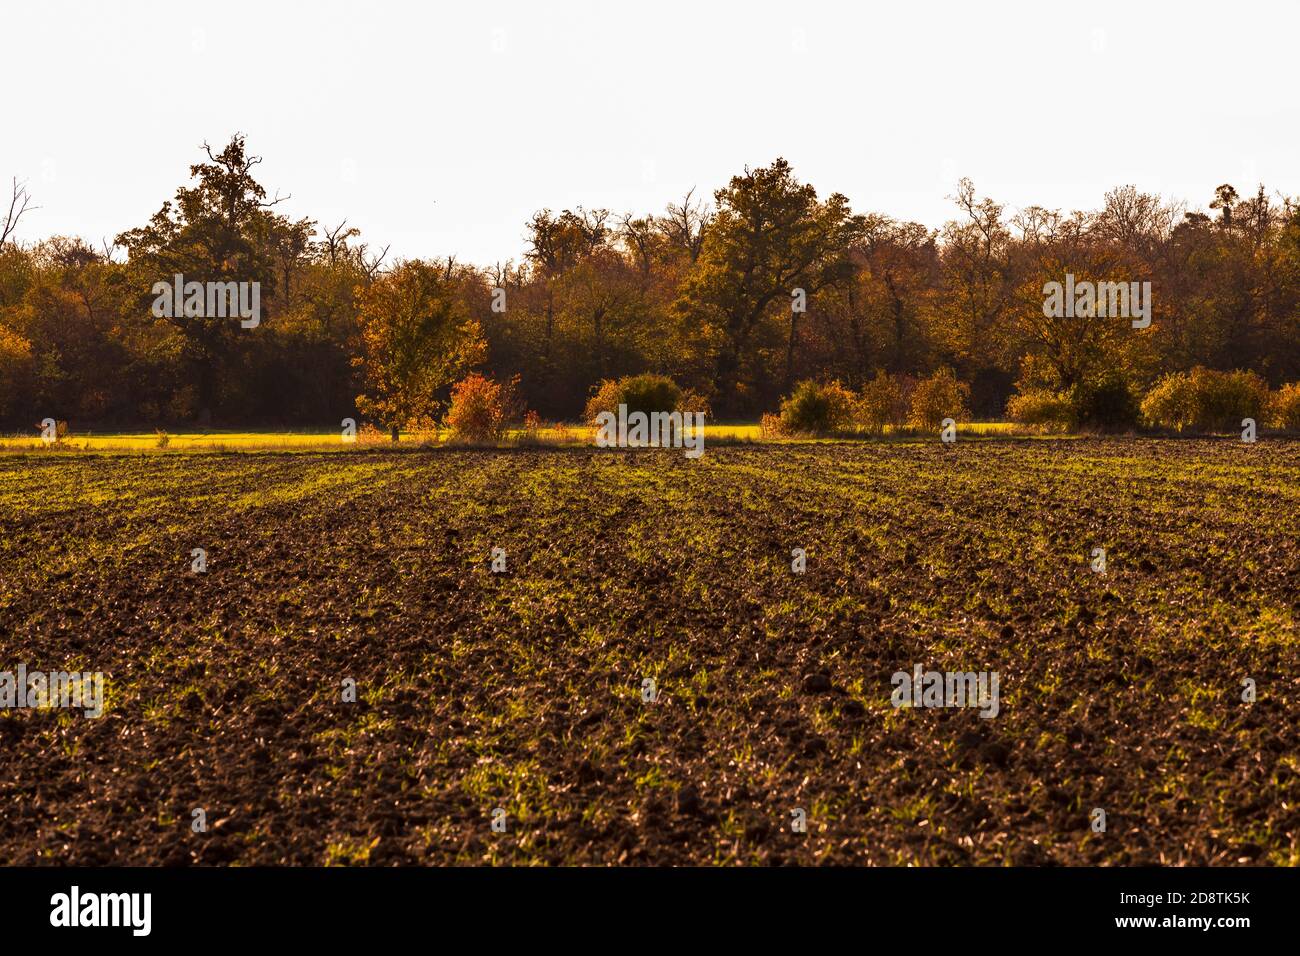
[{"left": 1, "top": 439, "right": 1296, "bottom": 864}]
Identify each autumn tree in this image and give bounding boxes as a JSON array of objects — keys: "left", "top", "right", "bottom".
[
  {"left": 936, "top": 179, "right": 1019, "bottom": 391},
  {"left": 657, "top": 188, "right": 713, "bottom": 264},
  {"left": 353, "top": 260, "right": 485, "bottom": 441},
  {"left": 0, "top": 322, "right": 32, "bottom": 419},
  {"left": 673, "top": 159, "right": 864, "bottom": 414},
  {"left": 5, "top": 238, "right": 137, "bottom": 420},
  {"left": 806, "top": 215, "right": 938, "bottom": 387},
  {"left": 524, "top": 207, "right": 611, "bottom": 380},
  {"left": 116, "top": 134, "right": 313, "bottom": 422}
]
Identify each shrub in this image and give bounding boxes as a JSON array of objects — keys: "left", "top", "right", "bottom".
[
  {"left": 406, "top": 413, "right": 442, "bottom": 446},
  {"left": 1144, "top": 369, "right": 1263, "bottom": 431},
  {"left": 859, "top": 371, "right": 907, "bottom": 434},
  {"left": 778, "top": 380, "right": 858, "bottom": 436},
  {"left": 1189, "top": 367, "right": 1268, "bottom": 432},
  {"left": 759, "top": 412, "right": 787, "bottom": 439},
  {"left": 907, "top": 368, "right": 969, "bottom": 431},
  {"left": 155, "top": 429, "right": 170, "bottom": 449},
  {"left": 1005, "top": 388, "right": 1075, "bottom": 433},
  {"left": 36, "top": 419, "right": 71, "bottom": 449},
  {"left": 583, "top": 379, "right": 623, "bottom": 424},
  {"left": 1269, "top": 382, "right": 1300, "bottom": 430},
  {"left": 357, "top": 422, "right": 388, "bottom": 446},
  {"left": 584, "top": 373, "right": 683, "bottom": 424},
  {"left": 1140, "top": 372, "right": 1195, "bottom": 431},
  {"left": 677, "top": 388, "right": 712, "bottom": 418},
  {"left": 1070, "top": 372, "right": 1139, "bottom": 431},
  {"left": 1141, "top": 367, "right": 1268, "bottom": 432},
  {"left": 823, "top": 381, "right": 859, "bottom": 430},
  {"left": 445, "top": 372, "right": 511, "bottom": 443},
  {"left": 516, "top": 410, "right": 574, "bottom": 446},
  {"left": 522, "top": 409, "right": 542, "bottom": 439}
]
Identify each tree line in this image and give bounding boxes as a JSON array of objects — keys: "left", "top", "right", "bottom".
[{"left": 2, "top": 135, "right": 1299, "bottom": 430}]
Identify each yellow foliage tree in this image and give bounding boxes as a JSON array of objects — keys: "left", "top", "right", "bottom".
[{"left": 353, "top": 261, "right": 485, "bottom": 441}]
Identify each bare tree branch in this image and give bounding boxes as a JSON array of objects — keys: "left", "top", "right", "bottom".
[
  {"left": 1, "top": 177, "right": 37, "bottom": 249},
  {"left": 363, "top": 244, "right": 390, "bottom": 278}
]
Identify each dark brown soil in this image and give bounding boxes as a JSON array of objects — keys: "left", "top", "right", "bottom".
[{"left": 0, "top": 439, "right": 1296, "bottom": 864}]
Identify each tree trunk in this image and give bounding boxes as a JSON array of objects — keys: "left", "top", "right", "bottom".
[
  {"left": 784, "top": 310, "right": 799, "bottom": 393},
  {"left": 196, "top": 353, "right": 217, "bottom": 426},
  {"left": 714, "top": 346, "right": 741, "bottom": 417}
]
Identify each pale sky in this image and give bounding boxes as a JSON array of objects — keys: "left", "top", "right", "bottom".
[{"left": 4, "top": 0, "right": 1298, "bottom": 264}]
